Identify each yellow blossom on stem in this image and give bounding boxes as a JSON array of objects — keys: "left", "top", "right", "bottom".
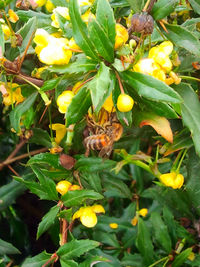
[
  {"left": 56, "top": 180, "right": 72, "bottom": 195},
  {"left": 139, "top": 208, "right": 148, "bottom": 217},
  {"left": 159, "top": 172, "right": 184, "bottom": 189},
  {"left": 115, "top": 24, "right": 128, "bottom": 50},
  {"left": 56, "top": 90, "right": 74, "bottom": 114},
  {"left": 34, "top": 29, "right": 72, "bottom": 65},
  {"left": 8, "top": 9, "right": 19, "bottom": 23},
  {"left": 0, "top": 83, "right": 24, "bottom": 106},
  {"left": 51, "top": 123, "right": 67, "bottom": 144},
  {"left": 109, "top": 223, "right": 118, "bottom": 229},
  {"left": 73, "top": 205, "right": 105, "bottom": 228},
  {"left": 102, "top": 93, "right": 116, "bottom": 113}
]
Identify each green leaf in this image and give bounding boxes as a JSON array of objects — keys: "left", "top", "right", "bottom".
[
  {"left": 88, "top": 19, "right": 114, "bottom": 62},
  {"left": 96, "top": 0, "right": 116, "bottom": 45},
  {"left": 16, "top": 10, "right": 51, "bottom": 27},
  {"left": 79, "top": 256, "right": 109, "bottom": 267},
  {"left": 21, "top": 251, "right": 51, "bottom": 267},
  {"left": 57, "top": 239, "right": 99, "bottom": 260},
  {"left": 60, "top": 259, "right": 78, "bottom": 267},
  {"left": 81, "top": 172, "right": 102, "bottom": 193},
  {"left": 174, "top": 83, "right": 200, "bottom": 156},
  {"left": 163, "top": 206, "right": 178, "bottom": 244},
  {"left": 186, "top": 148, "right": 200, "bottom": 216},
  {"left": 0, "top": 23, "right": 5, "bottom": 55},
  {"left": 40, "top": 78, "right": 61, "bottom": 92},
  {"left": 17, "top": 17, "right": 37, "bottom": 55},
  {"left": 75, "top": 157, "right": 116, "bottom": 172},
  {"left": 152, "top": 0, "right": 178, "bottom": 20},
  {"left": 121, "top": 71, "right": 182, "bottom": 103},
  {"left": 188, "top": 0, "right": 200, "bottom": 15},
  {"left": 151, "top": 212, "right": 172, "bottom": 253},
  {"left": 49, "top": 58, "right": 97, "bottom": 74},
  {"left": 0, "top": 0, "right": 13, "bottom": 9},
  {"left": 89, "top": 62, "right": 111, "bottom": 112},
  {"left": 126, "top": 0, "right": 144, "bottom": 12},
  {"left": 69, "top": 0, "right": 99, "bottom": 60},
  {"left": 29, "top": 128, "right": 52, "bottom": 148},
  {"left": 164, "top": 24, "right": 200, "bottom": 57},
  {"left": 61, "top": 189, "right": 103, "bottom": 207},
  {"left": 172, "top": 248, "right": 192, "bottom": 267},
  {"left": 0, "top": 180, "right": 26, "bottom": 211},
  {"left": 10, "top": 92, "right": 38, "bottom": 133},
  {"left": 136, "top": 218, "right": 154, "bottom": 265},
  {"left": 59, "top": 208, "right": 72, "bottom": 221},
  {"left": 93, "top": 232, "right": 120, "bottom": 248},
  {"left": 65, "top": 86, "right": 91, "bottom": 126},
  {"left": 28, "top": 152, "right": 64, "bottom": 170},
  {"left": 31, "top": 166, "right": 58, "bottom": 200},
  {"left": 0, "top": 238, "right": 20, "bottom": 255},
  {"left": 37, "top": 205, "right": 60, "bottom": 239}
]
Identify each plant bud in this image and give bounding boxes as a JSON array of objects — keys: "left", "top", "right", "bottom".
[{"left": 129, "top": 12, "right": 154, "bottom": 35}]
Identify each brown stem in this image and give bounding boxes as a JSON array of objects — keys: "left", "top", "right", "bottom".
[
  {"left": 115, "top": 71, "right": 125, "bottom": 94},
  {"left": 6, "top": 138, "right": 27, "bottom": 161},
  {"left": 8, "top": 165, "right": 20, "bottom": 176},
  {"left": 42, "top": 253, "right": 58, "bottom": 267},
  {"left": 0, "top": 147, "right": 48, "bottom": 170},
  {"left": 15, "top": 73, "right": 44, "bottom": 87},
  {"left": 73, "top": 170, "right": 83, "bottom": 189},
  {"left": 143, "top": 0, "right": 157, "bottom": 13},
  {"left": 72, "top": 76, "right": 94, "bottom": 94},
  {"left": 60, "top": 218, "right": 68, "bottom": 246},
  {"left": 39, "top": 104, "right": 49, "bottom": 124}
]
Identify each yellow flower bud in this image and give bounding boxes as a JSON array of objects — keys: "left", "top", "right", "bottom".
[
  {"left": 56, "top": 180, "right": 72, "bottom": 195},
  {"left": 139, "top": 208, "right": 148, "bottom": 217},
  {"left": 56, "top": 90, "right": 74, "bottom": 114},
  {"left": 51, "top": 123, "right": 67, "bottom": 144},
  {"left": 45, "top": 0, "right": 55, "bottom": 12},
  {"left": 131, "top": 216, "right": 138, "bottom": 226},
  {"left": 109, "top": 223, "right": 118, "bottom": 229},
  {"left": 160, "top": 172, "right": 184, "bottom": 189},
  {"left": 69, "top": 184, "right": 81, "bottom": 191},
  {"left": 115, "top": 24, "right": 128, "bottom": 50},
  {"left": 117, "top": 93, "right": 134, "bottom": 112},
  {"left": 8, "top": 9, "right": 19, "bottom": 23},
  {"left": 1, "top": 24, "right": 11, "bottom": 40}
]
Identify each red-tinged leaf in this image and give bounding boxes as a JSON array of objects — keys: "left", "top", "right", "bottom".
[{"left": 135, "top": 112, "right": 173, "bottom": 143}]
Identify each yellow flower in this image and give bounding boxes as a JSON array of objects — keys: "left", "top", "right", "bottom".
[
  {"left": 131, "top": 216, "right": 138, "bottom": 226},
  {"left": 169, "top": 71, "right": 181, "bottom": 85},
  {"left": 45, "top": 0, "right": 55, "bottom": 12},
  {"left": 109, "top": 223, "right": 118, "bottom": 229},
  {"left": 56, "top": 180, "right": 72, "bottom": 195},
  {"left": 133, "top": 58, "right": 160, "bottom": 76},
  {"left": 102, "top": 93, "right": 116, "bottom": 113},
  {"left": 8, "top": 9, "right": 19, "bottom": 23},
  {"left": 0, "top": 19, "right": 11, "bottom": 40},
  {"left": 188, "top": 252, "right": 195, "bottom": 261},
  {"left": 56, "top": 90, "right": 74, "bottom": 114},
  {"left": 115, "top": 24, "right": 128, "bottom": 50},
  {"left": 159, "top": 172, "right": 184, "bottom": 189},
  {"left": 139, "top": 208, "right": 148, "bottom": 217},
  {"left": 69, "top": 184, "right": 81, "bottom": 191},
  {"left": 34, "top": 29, "right": 72, "bottom": 65},
  {"left": 51, "top": 123, "right": 67, "bottom": 144},
  {"left": 73, "top": 204, "right": 105, "bottom": 228},
  {"left": 0, "top": 83, "right": 24, "bottom": 106},
  {"left": 51, "top": 7, "right": 70, "bottom": 28},
  {"left": 68, "top": 38, "right": 80, "bottom": 51},
  {"left": 35, "top": 0, "right": 46, "bottom": 7},
  {"left": 31, "top": 66, "right": 48, "bottom": 79}
]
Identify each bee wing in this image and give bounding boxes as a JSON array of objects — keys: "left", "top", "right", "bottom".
[{"left": 99, "top": 142, "right": 114, "bottom": 158}]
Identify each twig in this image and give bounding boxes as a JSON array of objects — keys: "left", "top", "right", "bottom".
[
  {"left": 60, "top": 218, "right": 68, "bottom": 246},
  {"left": 146, "top": 0, "right": 157, "bottom": 13},
  {"left": 0, "top": 147, "right": 48, "bottom": 170},
  {"left": 73, "top": 170, "right": 83, "bottom": 189},
  {"left": 115, "top": 71, "right": 125, "bottom": 94},
  {"left": 8, "top": 165, "right": 20, "bottom": 176},
  {"left": 6, "top": 138, "right": 27, "bottom": 161},
  {"left": 72, "top": 76, "right": 94, "bottom": 94},
  {"left": 14, "top": 73, "right": 44, "bottom": 87},
  {"left": 42, "top": 253, "right": 58, "bottom": 267}
]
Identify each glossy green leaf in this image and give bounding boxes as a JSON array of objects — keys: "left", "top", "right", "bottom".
[
  {"left": 10, "top": 92, "right": 38, "bottom": 133},
  {"left": 69, "top": 0, "right": 99, "bottom": 60},
  {"left": 151, "top": 212, "right": 172, "bottom": 253},
  {"left": 75, "top": 157, "right": 116, "bottom": 172},
  {"left": 37, "top": 205, "right": 60, "bottom": 239},
  {"left": 121, "top": 71, "right": 182, "bottom": 103},
  {"left": 29, "top": 128, "right": 52, "bottom": 148},
  {"left": 0, "top": 180, "right": 26, "bottom": 211},
  {"left": 186, "top": 148, "right": 200, "bottom": 216},
  {"left": 16, "top": 10, "right": 51, "bottom": 27},
  {"left": 57, "top": 239, "right": 99, "bottom": 259},
  {"left": 65, "top": 86, "right": 91, "bottom": 126},
  {"left": 172, "top": 248, "right": 192, "bottom": 267},
  {"left": 40, "top": 78, "right": 60, "bottom": 92},
  {"left": 28, "top": 152, "right": 64, "bottom": 170},
  {"left": 81, "top": 172, "right": 102, "bottom": 193},
  {"left": 96, "top": 0, "right": 116, "bottom": 45},
  {"left": 188, "top": 0, "right": 200, "bottom": 15},
  {"left": 0, "top": 23, "right": 4, "bottom": 55},
  {"left": 21, "top": 251, "right": 51, "bottom": 267},
  {"left": 152, "top": 0, "right": 178, "bottom": 20},
  {"left": 88, "top": 19, "right": 114, "bottom": 62},
  {"left": 49, "top": 58, "right": 97, "bottom": 74},
  {"left": 136, "top": 218, "right": 154, "bottom": 265},
  {"left": 60, "top": 259, "right": 78, "bottom": 267},
  {"left": 31, "top": 166, "right": 58, "bottom": 200},
  {"left": 89, "top": 62, "right": 111, "bottom": 112},
  {"left": 164, "top": 24, "right": 200, "bottom": 57},
  {"left": 93, "top": 232, "right": 120, "bottom": 248},
  {"left": 61, "top": 189, "right": 103, "bottom": 207},
  {"left": 174, "top": 83, "right": 200, "bottom": 156},
  {"left": 0, "top": 238, "right": 20, "bottom": 255}
]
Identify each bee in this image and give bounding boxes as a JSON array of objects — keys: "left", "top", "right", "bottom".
[{"left": 84, "top": 112, "right": 123, "bottom": 158}]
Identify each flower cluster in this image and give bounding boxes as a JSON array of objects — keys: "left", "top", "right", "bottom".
[
  {"left": 0, "top": 83, "right": 24, "bottom": 106},
  {"left": 33, "top": 29, "right": 74, "bottom": 65},
  {"left": 56, "top": 180, "right": 81, "bottom": 195},
  {"left": 134, "top": 41, "right": 181, "bottom": 85},
  {"left": 73, "top": 205, "right": 105, "bottom": 228},
  {"left": 159, "top": 172, "right": 184, "bottom": 189}
]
